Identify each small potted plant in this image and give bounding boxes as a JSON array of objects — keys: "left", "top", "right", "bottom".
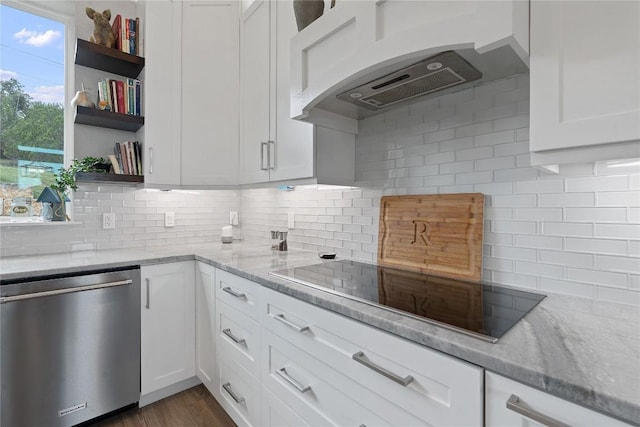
[{"left": 37, "top": 157, "right": 109, "bottom": 221}]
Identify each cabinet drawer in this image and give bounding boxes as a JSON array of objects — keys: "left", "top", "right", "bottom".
[
  {"left": 261, "top": 386, "right": 310, "bottom": 427},
  {"left": 216, "top": 269, "right": 262, "bottom": 319},
  {"left": 262, "top": 329, "right": 396, "bottom": 427},
  {"left": 217, "top": 299, "right": 260, "bottom": 378},
  {"left": 218, "top": 357, "right": 259, "bottom": 427},
  {"left": 263, "top": 288, "right": 483, "bottom": 426},
  {"left": 485, "top": 372, "right": 632, "bottom": 427}
]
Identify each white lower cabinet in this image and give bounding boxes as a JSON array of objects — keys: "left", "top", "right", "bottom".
[
  {"left": 261, "top": 386, "right": 310, "bottom": 427},
  {"left": 195, "top": 262, "right": 217, "bottom": 397},
  {"left": 261, "top": 287, "right": 484, "bottom": 427},
  {"left": 485, "top": 372, "right": 632, "bottom": 427},
  {"left": 140, "top": 261, "right": 196, "bottom": 402}
]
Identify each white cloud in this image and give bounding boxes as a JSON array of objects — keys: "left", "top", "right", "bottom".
[
  {"left": 13, "top": 28, "right": 61, "bottom": 47},
  {"left": 29, "top": 85, "right": 64, "bottom": 105},
  {"left": 0, "top": 69, "right": 19, "bottom": 80}
]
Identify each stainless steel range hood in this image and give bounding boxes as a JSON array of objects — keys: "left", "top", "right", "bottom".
[
  {"left": 337, "top": 51, "right": 482, "bottom": 111},
  {"left": 313, "top": 45, "right": 529, "bottom": 121}
]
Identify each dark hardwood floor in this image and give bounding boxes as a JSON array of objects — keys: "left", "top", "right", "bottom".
[{"left": 92, "top": 385, "right": 236, "bottom": 427}]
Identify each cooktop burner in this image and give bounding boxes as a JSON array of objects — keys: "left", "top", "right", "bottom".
[{"left": 269, "top": 260, "right": 545, "bottom": 343}]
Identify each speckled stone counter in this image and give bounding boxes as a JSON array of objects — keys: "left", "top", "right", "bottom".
[{"left": 2, "top": 242, "right": 639, "bottom": 425}]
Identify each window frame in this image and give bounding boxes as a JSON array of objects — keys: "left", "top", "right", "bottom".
[{"left": 1, "top": 0, "right": 75, "bottom": 223}]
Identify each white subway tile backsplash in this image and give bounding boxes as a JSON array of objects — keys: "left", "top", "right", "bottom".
[
  {"left": 539, "top": 250, "right": 594, "bottom": 268},
  {"left": 539, "top": 193, "right": 595, "bottom": 207},
  {"left": 565, "top": 207, "right": 627, "bottom": 223},
  {"left": 540, "top": 278, "right": 595, "bottom": 299},
  {"left": 568, "top": 268, "right": 628, "bottom": 288},
  {"left": 596, "top": 287, "right": 640, "bottom": 306},
  {"left": 596, "top": 255, "right": 640, "bottom": 273},
  {"left": 565, "top": 176, "right": 629, "bottom": 193},
  {"left": 494, "top": 141, "right": 529, "bottom": 157},
  {"left": 595, "top": 224, "right": 640, "bottom": 239},
  {"left": 566, "top": 237, "right": 628, "bottom": 255}
]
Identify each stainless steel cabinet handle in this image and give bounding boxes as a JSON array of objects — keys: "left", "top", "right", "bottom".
[
  {"left": 273, "top": 313, "right": 310, "bottom": 332},
  {"left": 149, "top": 147, "right": 153, "bottom": 174},
  {"left": 222, "top": 328, "right": 246, "bottom": 345},
  {"left": 268, "top": 140, "right": 275, "bottom": 170},
  {"left": 0, "top": 280, "right": 133, "bottom": 304},
  {"left": 145, "top": 278, "right": 150, "bottom": 309},
  {"left": 222, "top": 382, "right": 245, "bottom": 404},
  {"left": 352, "top": 351, "right": 414, "bottom": 387},
  {"left": 506, "top": 394, "right": 571, "bottom": 427},
  {"left": 276, "top": 368, "right": 311, "bottom": 393},
  {"left": 222, "top": 286, "right": 246, "bottom": 299},
  {"left": 260, "top": 142, "right": 268, "bottom": 171}
]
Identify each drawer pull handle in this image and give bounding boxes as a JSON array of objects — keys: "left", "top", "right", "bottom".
[
  {"left": 506, "top": 394, "right": 571, "bottom": 427},
  {"left": 352, "top": 351, "right": 414, "bottom": 387},
  {"left": 222, "top": 286, "right": 246, "bottom": 299},
  {"left": 276, "top": 367, "right": 311, "bottom": 393},
  {"left": 273, "top": 313, "right": 310, "bottom": 332},
  {"left": 222, "top": 382, "right": 245, "bottom": 404},
  {"left": 222, "top": 328, "right": 246, "bottom": 345}
]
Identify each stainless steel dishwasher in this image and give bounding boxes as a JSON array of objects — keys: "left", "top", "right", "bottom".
[{"left": 1, "top": 267, "right": 141, "bottom": 427}]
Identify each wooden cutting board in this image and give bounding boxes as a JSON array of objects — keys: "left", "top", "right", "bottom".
[{"left": 377, "top": 193, "right": 484, "bottom": 281}]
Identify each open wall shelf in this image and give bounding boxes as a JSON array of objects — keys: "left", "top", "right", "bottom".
[
  {"left": 75, "top": 172, "right": 144, "bottom": 184},
  {"left": 74, "top": 106, "right": 144, "bottom": 132},
  {"left": 75, "top": 39, "right": 144, "bottom": 78}
]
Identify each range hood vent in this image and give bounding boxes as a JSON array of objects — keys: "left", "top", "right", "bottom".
[{"left": 337, "top": 51, "right": 482, "bottom": 111}]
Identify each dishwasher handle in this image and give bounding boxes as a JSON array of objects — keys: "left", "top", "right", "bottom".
[{"left": 0, "top": 279, "right": 133, "bottom": 304}]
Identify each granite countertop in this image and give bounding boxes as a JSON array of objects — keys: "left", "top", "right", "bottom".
[{"left": 1, "top": 241, "right": 639, "bottom": 425}]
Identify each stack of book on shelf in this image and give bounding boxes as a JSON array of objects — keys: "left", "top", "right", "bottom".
[
  {"left": 111, "top": 14, "right": 142, "bottom": 56},
  {"left": 97, "top": 78, "right": 141, "bottom": 115},
  {"left": 108, "top": 141, "right": 142, "bottom": 175}
]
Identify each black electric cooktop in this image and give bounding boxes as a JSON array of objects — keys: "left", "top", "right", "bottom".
[{"left": 270, "top": 260, "right": 545, "bottom": 343}]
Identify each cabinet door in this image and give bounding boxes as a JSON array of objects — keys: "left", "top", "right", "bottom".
[
  {"left": 141, "top": 261, "right": 196, "bottom": 396},
  {"left": 269, "top": 0, "right": 314, "bottom": 182},
  {"left": 182, "top": 1, "right": 239, "bottom": 186},
  {"left": 530, "top": 1, "right": 640, "bottom": 153},
  {"left": 239, "top": 0, "right": 272, "bottom": 184},
  {"left": 144, "top": 0, "right": 182, "bottom": 186},
  {"left": 196, "top": 262, "right": 217, "bottom": 397},
  {"left": 485, "top": 371, "right": 632, "bottom": 427}
]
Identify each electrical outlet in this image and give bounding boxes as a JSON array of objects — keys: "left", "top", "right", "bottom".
[
  {"left": 102, "top": 212, "right": 115, "bottom": 229},
  {"left": 164, "top": 212, "right": 175, "bottom": 227},
  {"left": 229, "top": 211, "right": 239, "bottom": 226},
  {"left": 288, "top": 212, "right": 295, "bottom": 229}
]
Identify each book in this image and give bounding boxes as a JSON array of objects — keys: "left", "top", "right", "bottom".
[
  {"left": 110, "top": 80, "right": 118, "bottom": 113},
  {"left": 116, "top": 80, "right": 126, "bottom": 114},
  {"left": 135, "top": 17, "right": 140, "bottom": 56},
  {"left": 134, "top": 79, "right": 141, "bottom": 116},
  {"left": 114, "top": 143, "right": 124, "bottom": 174},
  {"left": 117, "top": 142, "right": 129, "bottom": 174},
  {"left": 112, "top": 14, "right": 122, "bottom": 51},
  {"left": 129, "top": 18, "right": 136, "bottom": 55},
  {"left": 137, "top": 18, "right": 143, "bottom": 57},
  {"left": 134, "top": 141, "right": 143, "bottom": 174},
  {"left": 108, "top": 154, "right": 121, "bottom": 174}
]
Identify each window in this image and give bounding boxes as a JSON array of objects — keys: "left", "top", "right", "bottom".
[{"left": 0, "top": 3, "right": 66, "bottom": 220}]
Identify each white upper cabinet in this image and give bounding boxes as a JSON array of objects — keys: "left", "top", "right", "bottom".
[
  {"left": 289, "top": 0, "right": 530, "bottom": 132},
  {"left": 239, "top": 0, "right": 273, "bottom": 184},
  {"left": 181, "top": 0, "right": 240, "bottom": 186},
  {"left": 144, "top": 0, "right": 239, "bottom": 187},
  {"left": 144, "top": 0, "right": 182, "bottom": 186},
  {"left": 529, "top": 1, "right": 640, "bottom": 165},
  {"left": 239, "top": 0, "right": 315, "bottom": 185}
]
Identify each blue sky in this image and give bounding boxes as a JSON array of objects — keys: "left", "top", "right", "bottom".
[{"left": 0, "top": 4, "right": 65, "bottom": 105}]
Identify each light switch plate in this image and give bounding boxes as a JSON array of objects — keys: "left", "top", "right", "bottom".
[
  {"left": 102, "top": 212, "right": 115, "bottom": 229},
  {"left": 288, "top": 212, "right": 295, "bottom": 229},
  {"left": 164, "top": 212, "right": 175, "bottom": 227}
]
